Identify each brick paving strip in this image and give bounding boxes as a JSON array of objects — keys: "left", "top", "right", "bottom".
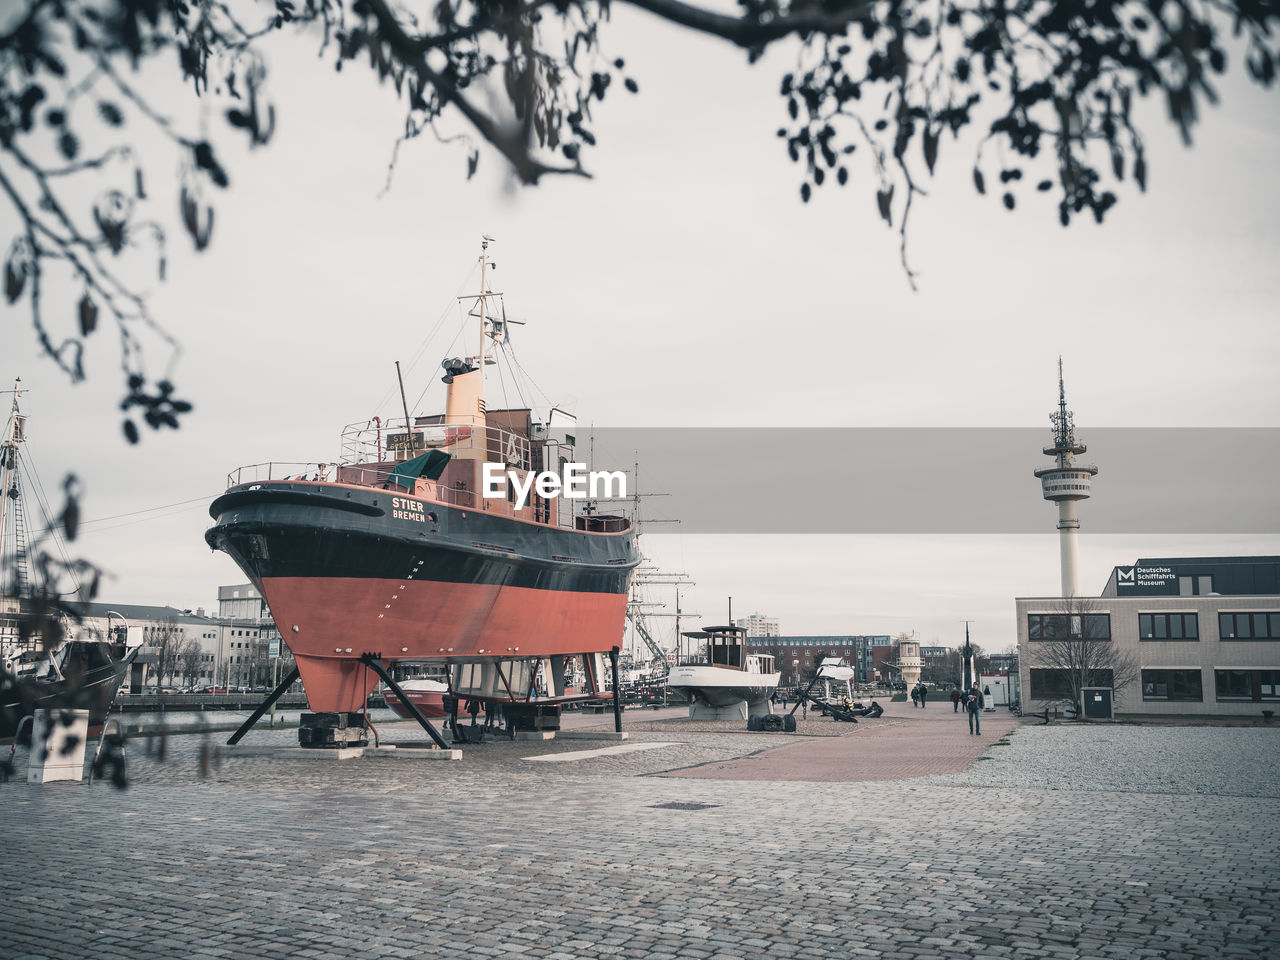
[{"left": 648, "top": 697, "right": 1025, "bottom": 782}]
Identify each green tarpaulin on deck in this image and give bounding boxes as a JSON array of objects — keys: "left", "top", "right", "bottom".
[{"left": 388, "top": 449, "right": 451, "bottom": 489}]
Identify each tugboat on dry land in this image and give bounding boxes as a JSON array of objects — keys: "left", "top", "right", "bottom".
[
  {"left": 1, "top": 379, "right": 138, "bottom": 741},
  {"left": 665, "top": 625, "right": 780, "bottom": 723},
  {"left": 206, "top": 241, "right": 642, "bottom": 747}
]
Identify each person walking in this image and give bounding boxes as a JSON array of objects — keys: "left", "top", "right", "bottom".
[
  {"left": 919, "top": 684, "right": 928, "bottom": 708},
  {"left": 950, "top": 687, "right": 961, "bottom": 713},
  {"left": 966, "top": 683, "right": 984, "bottom": 735},
  {"left": 910, "top": 685, "right": 919, "bottom": 708}
]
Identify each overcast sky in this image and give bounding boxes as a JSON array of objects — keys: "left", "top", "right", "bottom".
[{"left": 4, "top": 7, "right": 1278, "bottom": 653}]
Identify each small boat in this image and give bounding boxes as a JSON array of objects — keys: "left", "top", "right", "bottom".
[
  {"left": 666, "top": 625, "right": 780, "bottom": 721},
  {"left": 814, "top": 657, "right": 856, "bottom": 700},
  {"left": 383, "top": 676, "right": 450, "bottom": 719}
]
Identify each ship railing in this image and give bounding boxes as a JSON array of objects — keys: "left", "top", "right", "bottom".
[
  {"left": 338, "top": 417, "right": 535, "bottom": 472},
  {"left": 419, "top": 481, "right": 633, "bottom": 535},
  {"left": 673, "top": 654, "right": 712, "bottom": 667},
  {"left": 224, "top": 462, "right": 341, "bottom": 488},
  {"left": 221, "top": 460, "right": 634, "bottom": 535}
]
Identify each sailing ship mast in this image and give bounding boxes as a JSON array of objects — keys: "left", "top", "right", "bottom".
[{"left": 1, "top": 378, "right": 29, "bottom": 598}]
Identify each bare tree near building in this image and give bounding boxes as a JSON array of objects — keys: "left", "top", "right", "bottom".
[
  {"left": 921, "top": 650, "right": 953, "bottom": 686},
  {"left": 1029, "top": 597, "right": 1139, "bottom": 716},
  {"left": 248, "top": 644, "right": 273, "bottom": 689},
  {"left": 178, "top": 639, "right": 203, "bottom": 689},
  {"left": 923, "top": 646, "right": 987, "bottom": 686},
  {"left": 146, "top": 616, "right": 183, "bottom": 688}
]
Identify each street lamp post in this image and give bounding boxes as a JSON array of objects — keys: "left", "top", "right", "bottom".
[
  {"left": 103, "top": 611, "right": 137, "bottom": 696},
  {"left": 106, "top": 610, "right": 134, "bottom": 692}
]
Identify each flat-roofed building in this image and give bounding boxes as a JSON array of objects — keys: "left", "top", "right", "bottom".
[{"left": 1017, "top": 556, "right": 1280, "bottom": 717}]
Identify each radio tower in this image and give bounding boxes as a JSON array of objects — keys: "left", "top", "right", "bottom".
[{"left": 1033, "top": 359, "right": 1098, "bottom": 597}]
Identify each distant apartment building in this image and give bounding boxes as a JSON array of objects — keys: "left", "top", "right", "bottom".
[
  {"left": 920, "top": 645, "right": 950, "bottom": 665},
  {"left": 65, "top": 583, "right": 286, "bottom": 689},
  {"left": 76, "top": 602, "right": 220, "bottom": 689},
  {"left": 217, "top": 583, "right": 283, "bottom": 689},
  {"left": 871, "top": 643, "right": 897, "bottom": 682},
  {"left": 748, "top": 635, "right": 890, "bottom": 685},
  {"left": 734, "top": 613, "right": 780, "bottom": 638},
  {"left": 1017, "top": 556, "right": 1280, "bottom": 717}
]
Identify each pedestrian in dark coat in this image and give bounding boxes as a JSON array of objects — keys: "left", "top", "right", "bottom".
[
  {"left": 966, "top": 684, "right": 984, "bottom": 735},
  {"left": 950, "top": 688, "right": 961, "bottom": 712},
  {"left": 919, "top": 684, "right": 928, "bottom": 708},
  {"left": 910, "top": 686, "right": 919, "bottom": 708}
]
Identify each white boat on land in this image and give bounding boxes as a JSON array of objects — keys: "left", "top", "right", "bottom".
[
  {"left": 383, "top": 676, "right": 450, "bottom": 719},
  {"left": 666, "top": 625, "right": 780, "bottom": 722},
  {"left": 814, "top": 657, "right": 856, "bottom": 700}
]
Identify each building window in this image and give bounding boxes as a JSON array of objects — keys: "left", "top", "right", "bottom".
[
  {"left": 1138, "top": 613, "right": 1199, "bottom": 641},
  {"left": 1028, "top": 613, "right": 1111, "bottom": 641},
  {"left": 1218, "top": 612, "right": 1280, "bottom": 640},
  {"left": 1029, "top": 668, "right": 1115, "bottom": 699},
  {"left": 1214, "top": 669, "right": 1280, "bottom": 701},
  {"left": 1141, "top": 669, "right": 1203, "bottom": 701}
]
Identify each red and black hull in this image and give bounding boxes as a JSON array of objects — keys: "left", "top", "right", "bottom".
[{"left": 205, "top": 481, "right": 639, "bottom": 713}]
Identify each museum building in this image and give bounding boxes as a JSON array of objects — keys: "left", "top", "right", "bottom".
[{"left": 1016, "top": 556, "right": 1280, "bottom": 717}]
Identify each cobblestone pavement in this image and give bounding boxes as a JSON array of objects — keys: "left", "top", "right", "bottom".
[{"left": 2, "top": 707, "right": 1277, "bottom": 960}]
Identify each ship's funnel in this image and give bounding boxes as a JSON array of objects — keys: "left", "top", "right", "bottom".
[{"left": 442, "top": 358, "right": 486, "bottom": 461}]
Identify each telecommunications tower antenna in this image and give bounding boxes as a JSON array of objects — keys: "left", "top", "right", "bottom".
[{"left": 1032, "top": 358, "right": 1099, "bottom": 597}]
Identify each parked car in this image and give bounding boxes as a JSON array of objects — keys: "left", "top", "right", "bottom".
[{"left": 202, "top": 686, "right": 227, "bottom": 694}]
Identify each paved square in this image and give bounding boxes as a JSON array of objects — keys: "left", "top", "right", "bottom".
[{"left": 2, "top": 703, "right": 1277, "bottom": 960}]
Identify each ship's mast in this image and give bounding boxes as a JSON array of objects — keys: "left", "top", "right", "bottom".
[
  {"left": 470, "top": 236, "right": 505, "bottom": 373},
  {"left": 1, "top": 379, "right": 27, "bottom": 594},
  {"left": 441, "top": 238, "right": 505, "bottom": 462},
  {"left": 478, "top": 238, "right": 490, "bottom": 370}
]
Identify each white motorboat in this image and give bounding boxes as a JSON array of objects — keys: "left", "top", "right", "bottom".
[{"left": 666, "top": 625, "right": 780, "bottom": 721}]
